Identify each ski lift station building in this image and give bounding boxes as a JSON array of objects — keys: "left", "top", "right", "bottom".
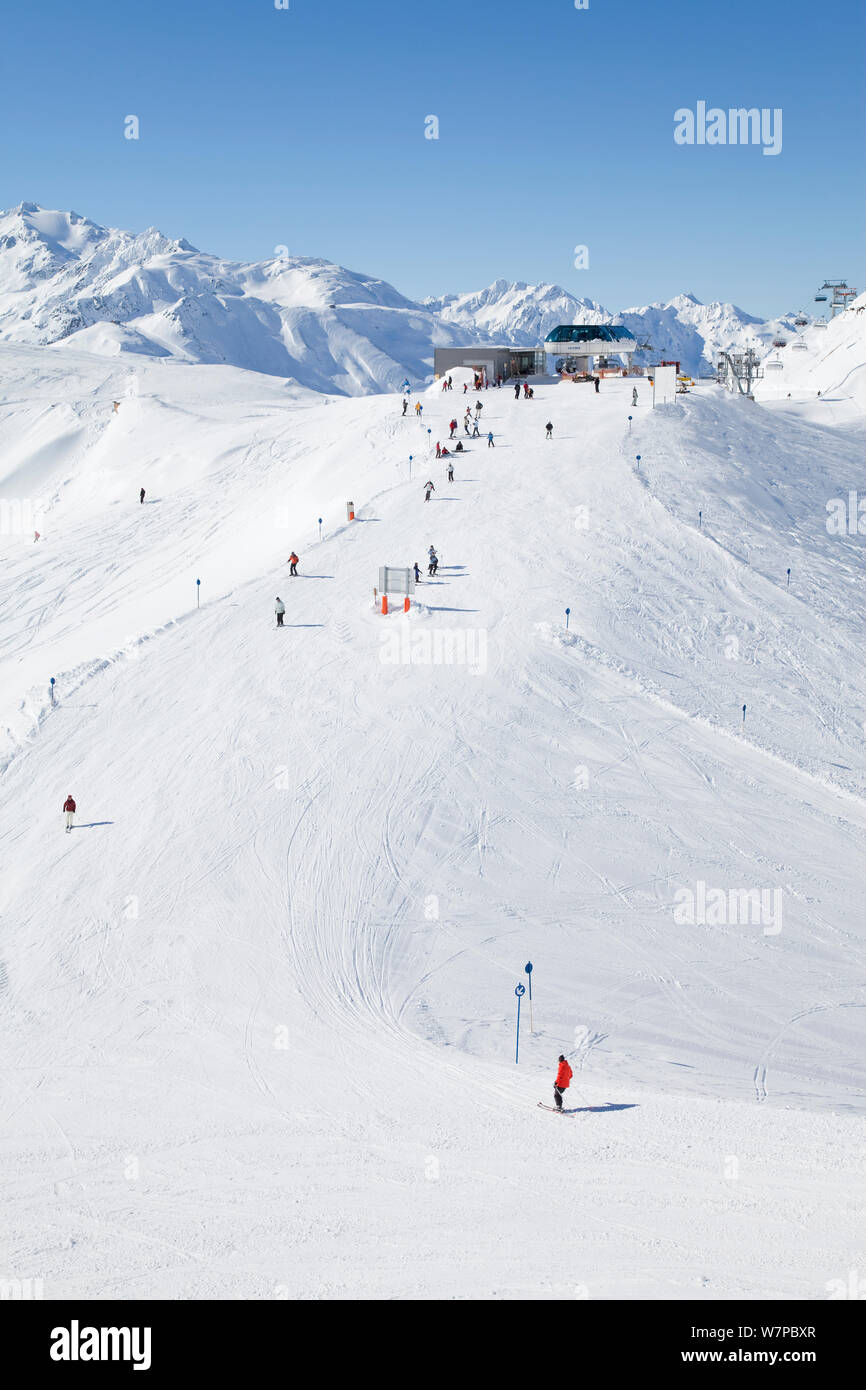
[
  {"left": 433, "top": 345, "right": 545, "bottom": 382},
  {"left": 544, "top": 324, "right": 638, "bottom": 376},
  {"left": 432, "top": 325, "right": 638, "bottom": 382}
]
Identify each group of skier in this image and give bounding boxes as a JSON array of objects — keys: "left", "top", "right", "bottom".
[
  {"left": 67, "top": 375, "right": 599, "bottom": 1120},
  {"left": 275, "top": 552, "right": 300, "bottom": 626}
]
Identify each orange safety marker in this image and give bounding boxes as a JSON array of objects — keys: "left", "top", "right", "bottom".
[
  {"left": 381, "top": 594, "right": 388, "bottom": 615},
  {"left": 403, "top": 596, "right": 410, "bottom": 612}
]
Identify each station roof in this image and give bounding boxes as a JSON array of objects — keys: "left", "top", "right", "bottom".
[{"left": 544, "top": 324, "right": 636, "bottom": 345}]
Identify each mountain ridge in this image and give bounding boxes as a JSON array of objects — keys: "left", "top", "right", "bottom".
[{"left": 0, "top": 203, "right": 816, "bottom": 391}]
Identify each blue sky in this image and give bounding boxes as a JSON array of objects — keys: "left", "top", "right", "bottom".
[{"left": 0, "top": 0, "right": 863, "bottom": 315}]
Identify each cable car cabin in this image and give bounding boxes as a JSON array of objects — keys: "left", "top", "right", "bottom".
[{"left": 815, "top": 295, "right": 828, "bottom": 302}]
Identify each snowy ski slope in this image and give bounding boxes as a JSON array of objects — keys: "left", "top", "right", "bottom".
[{"left": 0, "top": 350, "right": 864, "bottom": 1299}]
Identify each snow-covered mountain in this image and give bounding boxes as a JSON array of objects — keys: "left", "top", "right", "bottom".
[
  {"left": 0, "top": 203, "right": 813, "bottom": 390},
  {"left": 618, "top": 292, "right": 803, "bottom": 372},
  {"left": 430, "top": 281, "right": 804, "bottom": 374},
  {"left": 426, "top": 278, "right": 611, "bottom": 343},
  {"left": 0, "top": 203, "right": 466, "bottom": 395}
]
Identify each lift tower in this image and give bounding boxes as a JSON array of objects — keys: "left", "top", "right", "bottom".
[
  {"left": 716, "top": 349, "right": 763, "bottom": 399},
  {"left": 816, "top": 281, "right": 858, "bottom": 318}
]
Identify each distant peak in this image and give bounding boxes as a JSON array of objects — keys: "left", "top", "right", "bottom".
[{"left": 668, "top": 291, "right": 702, "bottom": 308}]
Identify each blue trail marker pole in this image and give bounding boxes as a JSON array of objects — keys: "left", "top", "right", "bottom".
[
  {"left": 525, "top": 961, "right": 533, "bottom": 1033},
  {"left": 565, "top": 607, "right": 571, "bottom": 629},
  {"left": 699, "top": 510, "right": 702, "bottom": 528},
  {"left": 742, "top": 704, "right": 747, "bottom": 724},
  {"left": 514, "top": 984, "right": 525, "bottom": 1063},
  {"left": 318, "top": 517, "right": 323, "bottom": 542},
  {"left": 428, "top": 428, "right": 432, "bottom": 452},
  {"left": 196, "top": 578, "right": 201, "bottom": 609},
  {"left": 49, "top": 676, "right": 56, "bottom": 706},
  {"left": 786, "top": 567, "right": 791, "bottom": 586},
  {"left": 408, "top": 455, "right": 413, "bottom": 480},
  {"left": 628, "top": 415, "right": 633, "bottom": 433}
]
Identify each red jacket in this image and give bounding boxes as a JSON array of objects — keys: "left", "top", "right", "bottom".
[
  {"left": 63, "top": 797, "right": 76, "bottom": 813},
  {"left": 555, "top": 1060, "right": 572, "bottom": 1089}
]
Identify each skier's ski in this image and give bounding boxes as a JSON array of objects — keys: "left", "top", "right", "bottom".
[{"left": 537, "top": 1102, "right": 580, "bottom": 1113}]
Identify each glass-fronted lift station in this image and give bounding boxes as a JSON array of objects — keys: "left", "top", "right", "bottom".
[
  {"left": 433, "top": 325, "right": 637, "bottom": 383},
  {"left": 544, "top": 324, "right": 638, "bottom": 376}
]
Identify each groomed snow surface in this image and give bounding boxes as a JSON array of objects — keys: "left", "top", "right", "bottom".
[{"left": 1, "top": 352, "right": 865, "bottom": 1300}]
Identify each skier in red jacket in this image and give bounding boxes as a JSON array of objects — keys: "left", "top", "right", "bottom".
[
  {"left": 63, "top": 795, "right": 76, "bottom": 832},
  {"left": 553, "top": 1055, "right": 573, "bottom": 1111}
]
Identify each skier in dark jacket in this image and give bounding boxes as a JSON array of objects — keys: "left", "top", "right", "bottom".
[
  {"left": 63, "top": 795, "right": 76, "bottom": 832},
  {"left": 594, "top": 376, "right": 600, "bottom": 393},
  {"left": 545, "top": 421, "right": 553, "bottom": 439},
  {"left": 414, "top": 562, "right": 421, "bottom": 583},
  {"left": 402, "top": 398, "right": 408, "bottom": 416},
  {"left": 139, "top": 488, "right": 145, "bottom": 504},
  {"left": 424, "top": 481, "right": 435, "bottom": 502}
]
